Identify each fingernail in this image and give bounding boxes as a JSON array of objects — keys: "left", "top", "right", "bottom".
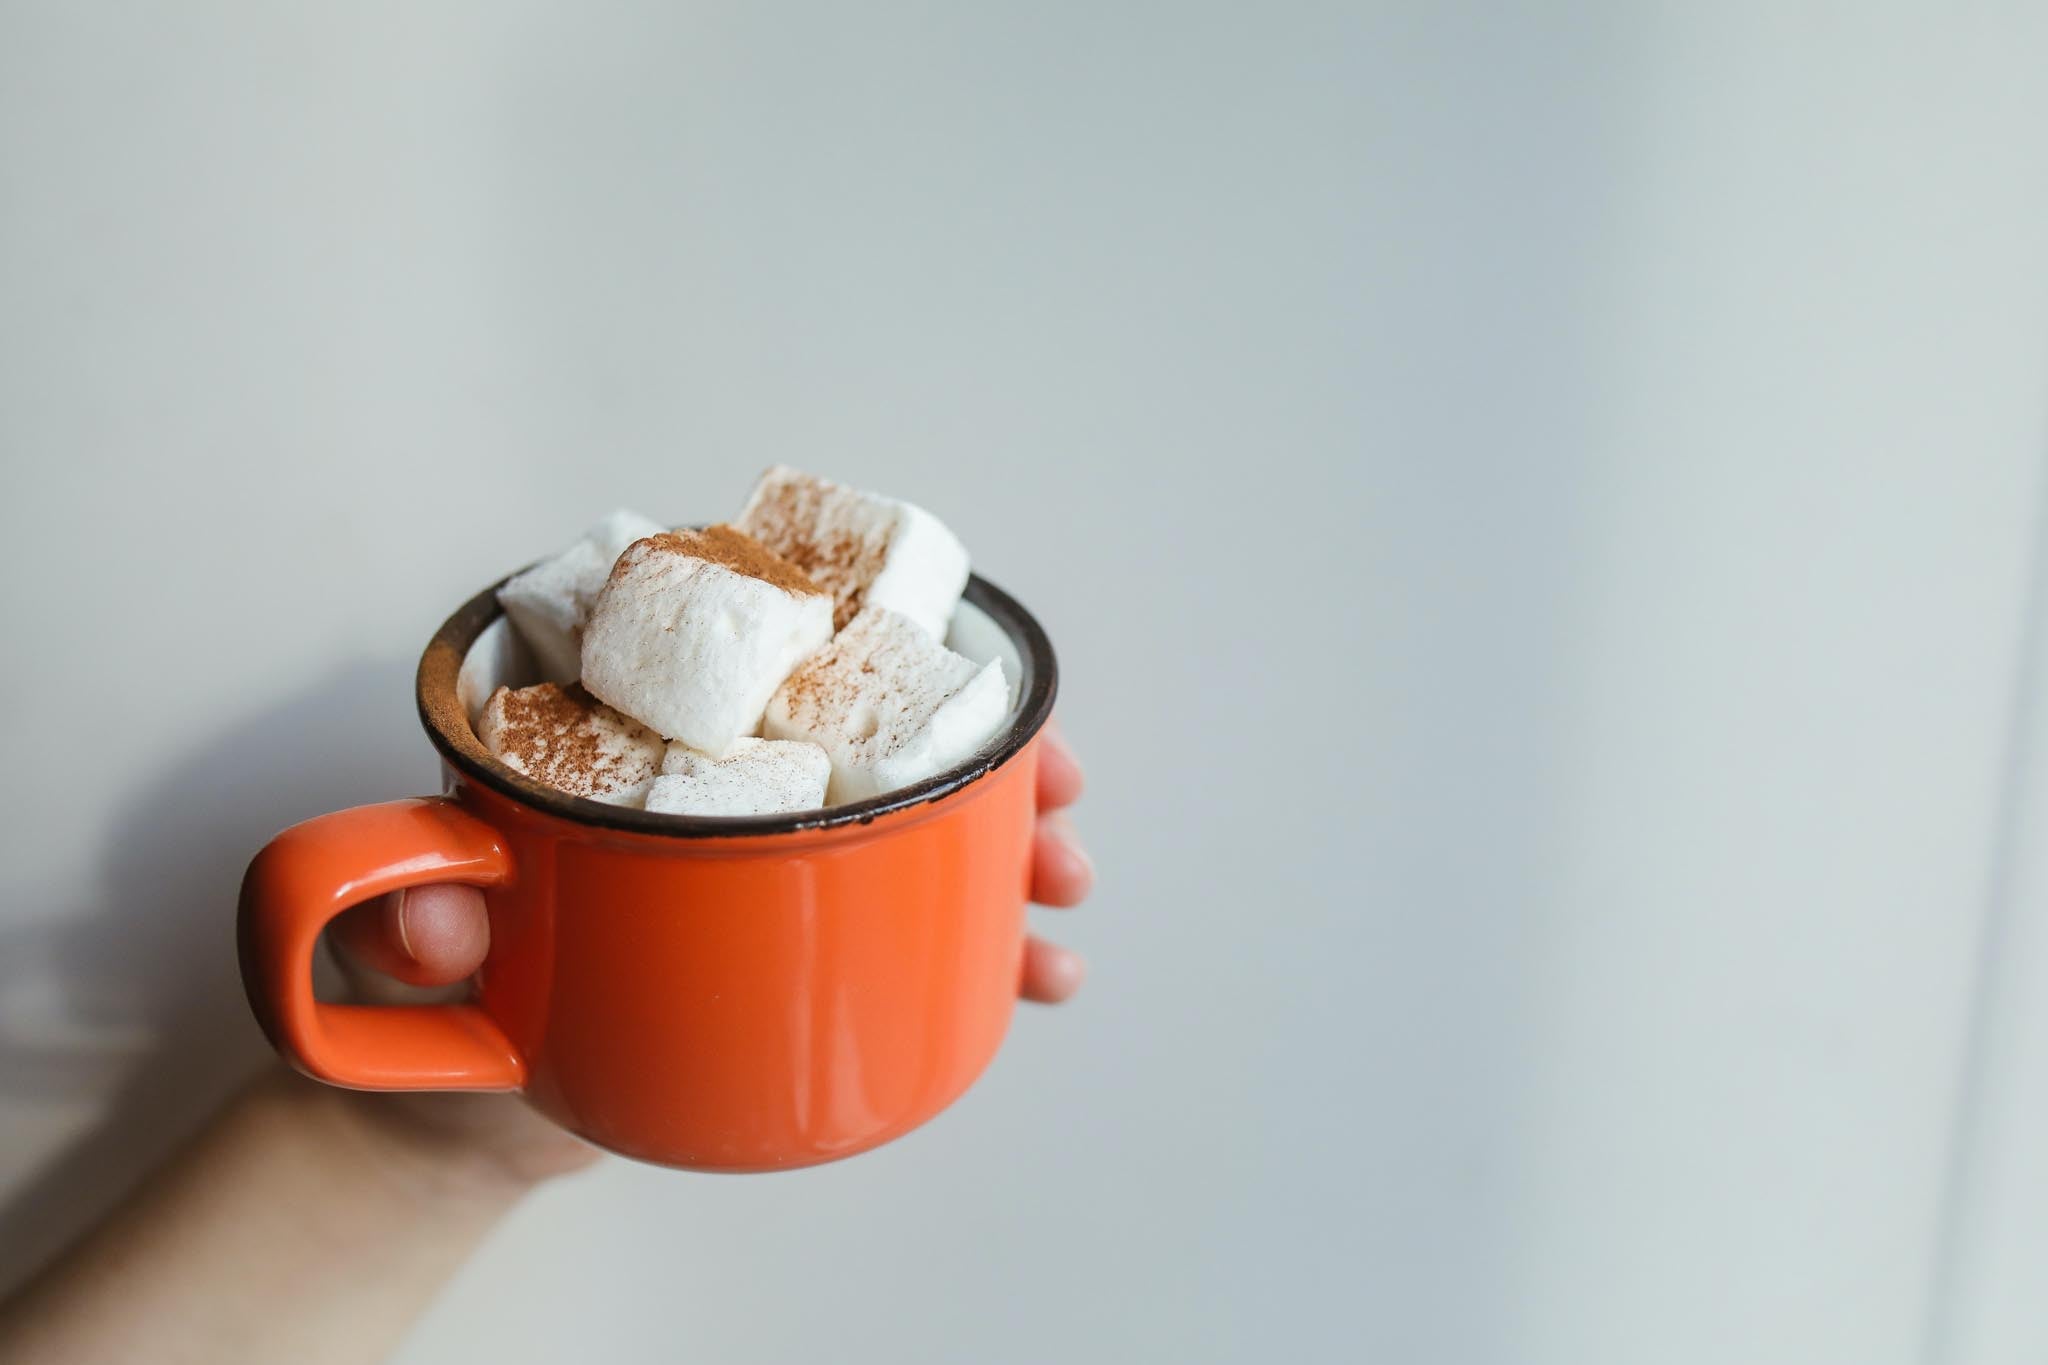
[
  {"left": 1052, "top": 950, "right": 1088, "bottom": 999},
  {"left": 1052, "top": 812, "right": 1094, "bottom": 878},
  {"left": 392, "top": 888, "right": 416, "bottom": 961}
]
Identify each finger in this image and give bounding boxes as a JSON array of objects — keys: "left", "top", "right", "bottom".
[
  {"left": 1035, "top": 722, "right": 1085, "bottom": 811},
  {"left": 1021, "top": 935, "right": 1086, "bottom": 1003},
  {"left": 1030, "top": 811, "right": 1094, "bottom": 908},
  {"left": 328, "top": 884, "right": 490, "bottom": 990}
]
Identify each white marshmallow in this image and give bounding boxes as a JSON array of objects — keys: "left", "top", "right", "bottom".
[
  {"left": 580, "top": 526, "right": 834, "bottom": 756},
  {"left": 497, "top": 509, "right": 668, "bottom": 682},
  {"left": 764, "top": 605, "right": 1009, "bottom": 804},
  {"left": 644, "top": 737, "right": 832, "bottom": 816},
  {"left": 476, "top": 683, "right": 664, "bottom": 806},
  {"left": 736, "top": 466, "right": 969, "bottom": 637}
]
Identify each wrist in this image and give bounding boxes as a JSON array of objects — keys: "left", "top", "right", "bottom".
[{"left": 249, "top": 1068, "right": 559, "bottom": 1214}]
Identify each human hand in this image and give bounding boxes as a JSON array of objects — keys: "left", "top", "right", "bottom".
[
  {"left": 319, "top": 721, "right": 1093, "bottom": 1188},
  {"left": 1019, "top": 721, "right": 1094, "bottom": 1002}
]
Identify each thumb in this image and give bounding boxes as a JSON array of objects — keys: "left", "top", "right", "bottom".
[{"left": 328, "top": 883, "right": 490, "bottom": 994}]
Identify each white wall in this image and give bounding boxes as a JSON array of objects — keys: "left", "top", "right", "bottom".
[{"left": 3, "top": 5, "right": 2046, "bottom": 1362}]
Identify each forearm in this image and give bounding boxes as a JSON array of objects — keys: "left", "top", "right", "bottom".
[{"left": 0, "top": 1068, "right": 531, "bottom": 1365}]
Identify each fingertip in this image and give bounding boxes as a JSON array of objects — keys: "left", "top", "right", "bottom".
[
  {"left": 1021, "top": 936, "right": 1086, "bottom": 1004},
  {"left": 393, "top": 884, "right": 490, "bottom": 986},
  {"left": 1036, "top": 724, "right": 1085, "bottom": 811},
  {"left": 1031, "top": 811, "right": 1094, "bottom": 907},
  {"left": 330, "top": 884, "right": 489, "bottom": 990}
]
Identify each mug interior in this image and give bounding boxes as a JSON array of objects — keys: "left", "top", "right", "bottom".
[{"left": 417, "top": 570, "right": 1057, "bottom": 837}]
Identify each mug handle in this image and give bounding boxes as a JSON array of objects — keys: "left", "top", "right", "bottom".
[{"left": 238, "top": 797, "right": 526, "bottom": 1092}]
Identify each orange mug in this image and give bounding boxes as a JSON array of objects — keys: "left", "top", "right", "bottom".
[{"left": 238, "top": 570, "right": 1056, "bottom": 1172}]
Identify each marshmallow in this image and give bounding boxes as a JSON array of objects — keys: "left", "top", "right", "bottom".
[
  {"left": 764, "top": 605, "right": 1009, "bottom": 803},
  {"left": 477, "top": 682, "right": 664, "bottom": 805},
  {"left": 498, "top": 509, "right": 669, "bottom": 682},
  {"left": 737, "top": 466, "right": 969, "bottom": 637},
  {"left": 580, "top": 525, "right": 834, "bottom": 756},
  {"left": 644, "top": 737, "right": 832, "bottom": 817}
]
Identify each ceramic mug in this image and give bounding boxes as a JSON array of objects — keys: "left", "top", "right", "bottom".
[{"left": 237, "top": 569, "right": 1056, "bottom": 1173}]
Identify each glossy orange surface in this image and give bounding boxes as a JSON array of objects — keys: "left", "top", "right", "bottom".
[{"left": 239, "top": 741, "right": 1041, "bottom": 1172}]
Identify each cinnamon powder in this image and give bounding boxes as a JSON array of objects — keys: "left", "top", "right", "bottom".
[
  {"left": 615, "top": 525, "right": 825, "bottom": 599},
  {"left": 739, "top": 479, "right": 886, "bottom": 629},
  {"left": 484, "top": 682, "right": 659, "bottom": 796}
]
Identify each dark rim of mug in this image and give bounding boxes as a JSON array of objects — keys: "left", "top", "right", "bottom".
[{"left": 416, "top": 569, "right": 1058, "bottom": 838}]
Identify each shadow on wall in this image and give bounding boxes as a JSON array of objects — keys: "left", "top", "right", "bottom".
[{"left": 0, "top": 657, "right": 436, "bottom": 1291}]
